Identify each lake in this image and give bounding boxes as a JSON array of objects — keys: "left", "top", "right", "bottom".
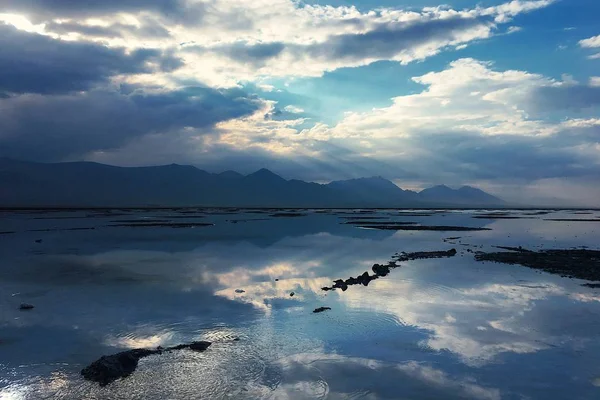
[{"left": 1, "top": 208, "right": 600, "bottom": 399}]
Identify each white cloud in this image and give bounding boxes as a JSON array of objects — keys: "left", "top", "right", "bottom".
[
  {"left": 0, "top": 0, "right": 557, "bottom": 86},
  {"left": 579, "top": 34, "right": 600, "bottom": 48},
  {"left": 299, "top": 58, "right": 562, "bottom": 141},
  {"left": 272, "top": 353, "right": 502, "bottom": 400},
  {"left": 579, "top": 35, "right": 600, "bottom": 59},
  {"left": 283, "top": 105, "right": 304, "bottom": 113},
  {"left": 506, "top": 26, "right": 523, "bottom": 34}
]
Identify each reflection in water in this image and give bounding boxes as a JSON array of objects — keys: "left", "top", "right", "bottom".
[{"left": 1, "top": 210, "right": 600, "bottom": 399}]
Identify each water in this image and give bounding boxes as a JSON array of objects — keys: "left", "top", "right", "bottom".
[{"left": 1, "top": 209, "right": 600, "bottom": 399}]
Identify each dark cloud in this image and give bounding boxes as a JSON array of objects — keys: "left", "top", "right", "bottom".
[
  {"left": 1, "top": 0, "right": 183, "bottom": 19},
  {"left": 185, "top": 42, "right": 285, "bottom": 67},
  {"left": 0, "top": 24, "right": 182, "bottom": 95},
  {"left": 2, "top": 0, "right": 208, "bottom": 28},
  {"left": 400, "top": 128, "right": 600, "bottom": 183},
  {"left": 82, "top": 123, "right": 600, "bottom": 189},
  {"left": 0, "top": 87, "right": 262, "bottom": 161},
  {"left": 528, "top": 84, "right": 600, "bottom": 112},
  {"left": 221, "top": 42, "right": 286, "bottom": 65},
  {"left": 303, "top": 16, "right": 490, "bottom": 61},
  {"left": 215, "top": 16, "right": 492, "bottom": 66}
]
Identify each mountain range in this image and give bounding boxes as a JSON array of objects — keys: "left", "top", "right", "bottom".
[{"left": 0, "top": 159, "right": 505, "bottom": 208}]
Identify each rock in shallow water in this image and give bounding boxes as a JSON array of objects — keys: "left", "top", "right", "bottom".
[
  {"left": 19, "top": 303, "right": 34, "bottom": 310},
  {"left": 81, "top": 349, "right": 156, "bottom": 386},
  {"left": 322, "top": 249, "right": 456, "bottom": 292},
  {"left": 313, "top": 307, "right": 331, "bottom": 313},
  {"left": 475, "top": 248, "right": 600, "bottom": 281},
  {"left": 81, "top": 341, "right": 212, "bottom": 386}
]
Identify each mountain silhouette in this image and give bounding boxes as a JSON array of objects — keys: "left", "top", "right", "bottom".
[{"left": 0, "top": 159, "right": 505, "bottom": 207}]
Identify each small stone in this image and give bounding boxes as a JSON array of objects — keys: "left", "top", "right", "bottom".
[
  {"left": 235, "top": 289, "right": 245, "bottom": 294},
  {"left": 19, "top": 303, "right": 34, "bottom": 310},
  {"left": 313, "top": 307, "right": 331, "bottom": 313},
  {"left": 290, "top": 292, "right": 295, "bottom": 297}
]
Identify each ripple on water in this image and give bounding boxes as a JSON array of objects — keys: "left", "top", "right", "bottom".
[
  {"left": 266, "top": 379, "right": 329, "bottom": 400},
  {"left": 71, "top": 341, "right": 269, "bottom": 399}
]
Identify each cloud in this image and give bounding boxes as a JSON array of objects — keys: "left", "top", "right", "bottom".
[
  {"left": 0, "top": 87, "right": 262, "bottom": 161},
  {"left": 174, "top": 0, "right": 553, "bottom": 83},
  {"left": 579, "top": 34, "right": 600, "bottom": 59},
  {"left": 1, "top": 0, "right": 596, "bottom": 205},
  {"left": 44, "top": 20, "right": 172, "bottom": 39},
  {"left": 219, "top": 42, "right": 286, "bottom": 65},
  {"left": 527, "top": 84, "right": 600, "bottom": 112},
  {"left": 62, "top": 57, "right": 599, "bottom": 205},
  {"left": 579, "top": 34, "right": 600, "bottom": 48},
  {"left": 0, "top": 23, "right": 181, "bottom": 95},
  {"left": 191, "top": 58, "right": 599, "bottom": 196},
  {"left": 2, "top": 0, "right": 556, "bottom": 86},
  {"left": 284, "top": 105, "right": 304, "bottom": 113},
  {"left": 0, "top": 0, "right": 184, "bottom": 20},
  {"left": 271, "top": 353, "right": 502, "bottom": 400},
  {"left": 294, "top": 15, "right": 492, "bottom": 64}
]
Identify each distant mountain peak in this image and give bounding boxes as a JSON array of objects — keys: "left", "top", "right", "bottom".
[
  {"left": 458, "top": 185, "right": 483, "bottom": 192},
  {"left": 246, "top": 168, "right": 286, "bottom": 182},
  {"left": 419, "top": 183, "right": 503, "bottom": 205},
  {"left": 218, "top": 170, "right": 243, "bottom": 179}
]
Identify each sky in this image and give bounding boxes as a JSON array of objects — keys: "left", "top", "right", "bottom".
[{"left": 0, "top": 0, "right": 599, "bottom": 205}]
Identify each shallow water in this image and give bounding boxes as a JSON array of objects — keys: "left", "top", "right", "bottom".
[{"left": 1, "top": 209, "right": 600, "bottom": 399}]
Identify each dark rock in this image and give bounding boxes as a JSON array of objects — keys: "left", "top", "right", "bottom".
[
  {"left": 108, "top": 222, "right": 214, "bottom": 228},
  {"left": 343, "top": 221, "right": 417, "bottom": 226},
  {"left": 332, "top": 279, "right": 348, "bottom": 291},
  {"left": 81, "top": 349, "right": 157, "bottom": 386},
  {"left": 81, "top": 341, "right": 212, "bottom": 386},
  {"left": 235, "top": 289, "right": 245, "bottom": 294},
  {"left": 188, "top": 341, "right": 212, "bottom": 352},
  {"left": 35, "top": 239, "right": 42, "bottom": 243},
  {"left": 372, "top": 262, "right": 398, "bottom": 277},
  {"left": 19, "top": 303, "right": 34, "bottom": 310},
  {"left": 313, "top": 307, "right": 331, "bottom": 313},
  {"left": 395, "top": 248, "right": 457, "bottom": 262},
  {"left": 493, "top": 246, "right": 531, "bottom": 252},
  {"left": 322, "top": 249, "right": 457, "bottom": 292},
  {"left": 275, "top": 279, "right": 279, "bottom": 281},
  {"left": 544, "top": 219, "right": 600, "bottom": 222},
  {"left": 475, "top": 248, "right": 600, "bottom": 281},
  {"left": 354, "top": 225, "right": 490, "bottom": 231},
  {"left": 357, "top": 271, "right": 377, "bottom": 286},
  {"left": 290, "top": 292, "right": 295, "bottom": 297}
]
